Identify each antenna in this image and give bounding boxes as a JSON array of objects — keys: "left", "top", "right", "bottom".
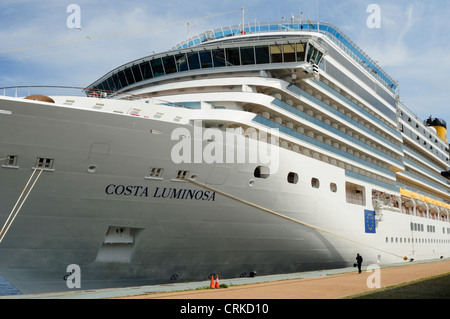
[
  {"left": 317, "top": 0, "right": 320, "bottom": 31},
  {"left": 241, "top": 7, "right": 246, "bottom": 34},
  {"left": 187, "top": 22, "right": 196, "bottom": 46}
]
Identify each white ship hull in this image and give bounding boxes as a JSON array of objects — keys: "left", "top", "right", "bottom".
[
  {"left": 0, "top": 95, "right": 448, "bottom": 294},
  {"left": 1, "top": 19, "right": 449, "bottom": 294}
]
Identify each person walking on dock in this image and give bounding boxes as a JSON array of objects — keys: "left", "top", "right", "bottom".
[{"left": 356, "top": 253, "right": 363, "bottom": 273}]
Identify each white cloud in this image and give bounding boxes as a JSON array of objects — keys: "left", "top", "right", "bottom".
[{"left": 1, "top": 0, "right": 449, "bottom": 121}]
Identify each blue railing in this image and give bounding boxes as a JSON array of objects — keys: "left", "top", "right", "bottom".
[
  {"left": 345, "top": 170, "right": 399, "bottom": 192},
  {"left": 253, "top": 114, "right": 396, "bottom": 178},
  {"left": 175, "top": 20, "right": 397, "bottom": 94},
  {"left": 285, "top": 85, "right": 403, "bottom": 148},
  {"left": 270, "top": 98, "right": 403, "bottom": 168}
]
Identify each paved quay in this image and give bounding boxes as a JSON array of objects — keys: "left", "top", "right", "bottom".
[
  {"left": 2, "top": 258, "right": 449, "bottom": 299},
  {"left": 123, "top": 259, "right": 450, "bottom": 299}
]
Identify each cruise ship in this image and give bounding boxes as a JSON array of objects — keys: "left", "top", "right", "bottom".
[{"left": 0, "top": 18, "right": 449, "bottom": 294}]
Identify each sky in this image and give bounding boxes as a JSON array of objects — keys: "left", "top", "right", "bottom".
[{"left": 1, "top": 0, "right": 449, "bottom": 123}]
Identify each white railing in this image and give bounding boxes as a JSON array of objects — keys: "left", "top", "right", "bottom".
[{"left": 0, "top": 86, "right": 144, "bottom": 100}]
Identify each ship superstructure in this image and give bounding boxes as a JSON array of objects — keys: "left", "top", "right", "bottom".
[{"left": 0, "top": 20, "right": 449, "bottom": 294}]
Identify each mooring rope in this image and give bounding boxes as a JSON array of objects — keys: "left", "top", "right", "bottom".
[
  {"left": 0, "top": 168, "right": 43, "bottom": 244},
  {"left": 185, "top": 177, "right": 408, "bottom": 260}
]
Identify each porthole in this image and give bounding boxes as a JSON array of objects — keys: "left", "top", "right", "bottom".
[
  {"left": 254, "top": 166, "right": 270, "bottom": 179},
  {"left": 87, "top": 165, "right": 97, "bottom": 173},
  {"left": 287, "top": 172, "right": 298, "bottom": 184},
  {"left": 311, "top": 178, "right": 320, "bottom": 189},
  {"left": 330, "top": 183, "right": 337, "bottom": 193}
]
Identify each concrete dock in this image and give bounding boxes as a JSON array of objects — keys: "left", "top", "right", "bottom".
[{"left": 1, "top": 258, "right": 449, "bottom": 299}]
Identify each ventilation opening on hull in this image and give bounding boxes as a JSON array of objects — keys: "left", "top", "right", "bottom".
[
  {"left": 145, "top": 167, "right": 164, "bottom": 180},
  {"left": 1, "top": 155, "right": 19, "bottom": 168},
  {"left": 95, "top": 226, "right": 143, "bottom": 263},
  {"left": 33, "top": 157, "right": 54, "bottom": 171},
  {"left": 176, "top": 170, "right": 190, "bottom": 180}
]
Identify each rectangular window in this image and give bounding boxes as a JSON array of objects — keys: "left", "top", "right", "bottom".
[
  {"left": 226, "top": 48, "right": 240, "bottom": 66},
  {"left": 99, "top": 80, "right": 110, "bottom": 92},
  {"left": 163, "top": 56, "right": 177, "bottom": 74},
  {"left": 283, "top": 44, "right": 295, "bottom": 62},
  {"left": 111, "top": 73, "right": 121, "bottom": 90},
  {"left": 345, "top": 182, "right": 365, "bottom": 206},
  {"left": 106, "top": 77, "right": 115, "bottom": 92},
  {"left": 255, "top": 46, "right": 270, "bottom": 64},
  {"left": 315, "top": 51, "right": 323, "bottom": 65},
  {"left": 150, "top": 58, "right": 165, "bottom": 77},
  {"left": 240, "top": 47, "right": 255, "bottom": 65},
  {"left": 310, "top": 49, "right": 319, "bottom": 64},
  {"left": 199, "top": 51, "right": 213, "bottom": 68},
  {"left": 187, "top": 52, "right": 200, "bottom": 70},
  {"left": 124, "top": 67, "right": 135, "bottom": 85},
  {"left": 296, "top": 43, "right": 305, "bottom": 61},
  {"left": 306, "top": 44, "right": 314, "bottom": 63},
  {"left": 117, "top": 70, "right": 128, "bottom": 88},
  {"left": 212, "top": 49, "right": 225, "bottom": 67},
  {"left": 131, "top": 64, "right": 143, "bottom": 82},
  {"left": 270, "top": 45, "right": 283, "bottom": 63},
  {"left": 175, "top": 53, "right": 188, "bottom": 71},
  {"left": 139, "top": 61, "right": 153, "bottom": 80}
]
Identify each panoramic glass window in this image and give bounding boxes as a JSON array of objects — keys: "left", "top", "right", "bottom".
[
  {"left": 255, "top": 46, "right": 270, "bottom": 64},
  {"left": 124, "top": 68, "right": 135, "bottom": 86},
  {"left": 175, "top": 53, "right": 188, "bottom": 72},
  {"left": 306, "top": 44, "right": 314, "bottom": 63},
  {"left": 283, "top": 44, "right": 295, "bottom": 62},
  {"left": 163, "top": 56, "right": 177, "bottom": 74},
  {"left": 187, "top": 52, "right": 200, "bottom": 70},
  {"left": 212, "top": 49, "right": 226, "bottom": 67},
  {"left": 131, "top": 64, "right": 143, "bottom": 82},
  {"left": 199, "top": 51, "right": 213, "bottom": 68},
  {"left": 101, "top": 81, "right": 110, "bottom": 91},
  {"left": 150, "top": 58, "right": 165, "bottom": 77},
  {"left": 296, "top": 43, "right": 305, "bottom": 61},
  {"left": 315, "top": 51, "right": 323, "bottom": 65},
  {"left": 118, "top": 70, "right": 128, "bottom": 88},
  {"left": 111, "top": 73, "right": 121, "bottom": 90},
  {"left": 240, "top": 47, "right": 255, "bottom": 65},
  {"left": 310, "top": 49, "right": 319, "bottom": 64},
  {"left": 106, "top": 77, "right": 115, "bottom": 91},
  {"left": 270, "top": 45, "right": 283, "bottom": 63},
  {"left": 139, "top": 61, "right": 153, "bottom": 80},
  {"left": 226, "top": 48, "right": 240, "bottom": 66}
]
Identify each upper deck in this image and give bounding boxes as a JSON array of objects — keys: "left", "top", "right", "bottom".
[
  {"left": 85, "top": 20, "right": 397, "bottom": 98},
  {"left": 174, "top": 20, "right": 397, "bottom": 93}
]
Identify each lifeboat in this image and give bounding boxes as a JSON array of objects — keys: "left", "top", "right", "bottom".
[{"left": 24, "top": 94, "right": 55, "bottom": 103}]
